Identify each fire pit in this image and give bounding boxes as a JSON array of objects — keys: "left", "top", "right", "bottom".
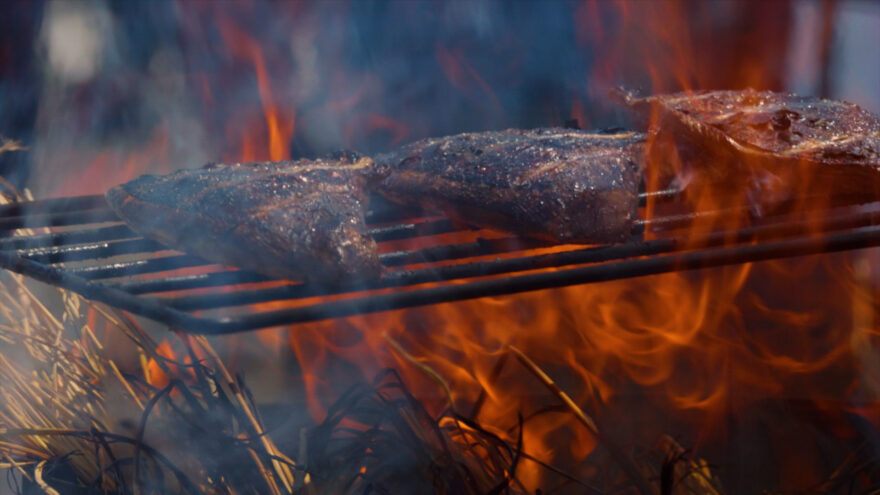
[{"left": 0, "top": 1, "right": 878, "bottom": 493}]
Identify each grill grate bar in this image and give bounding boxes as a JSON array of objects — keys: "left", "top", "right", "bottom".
[
  {"left": 82, "top": 200, "right": 880, "bottom": 296},
  {"left": 0, "top": 194, "right": 106, "bottom": 218},
  {"left": 7, "top": 219, "right": 468, "bottom": 280},
  {"left": 110, "top": 235, "right": 549, "bottom": 297},
  {"left": 0, "top": 188, "right": 680, "bottom": 234},
  {"left": 0, "top": 190, "right": 877, "bottom": 333},
  {"left": 206, "top": 225, "right": 880, "bottom": 332},
  {"left": 69, "top": 254, "right": 209, "bottom": 280},
  {"left": 638, "top": 187, "right": 682, "bottom": 205},
  {"left": 0, "top": 224, "right": 137, "bottom": 251},
  {"left": 3, "top": 219, "right": 876, "bottom": 335},
  {"left": 367, "top": 218, "right": 462, "bottom": 242},
  {"left": 117, "top": 270, "right": 271, "bottom": 294},
  {"left": 20, "top": 238, "right": 167, "bottom": 264},
  {"left": 378, "top": 236, "right": 551, "bottom": 268},
  {"left": 156, "top": 204, "right": 880, "bottom": 311},
  {"left": 0, "top": 209, "right": 121, "bottom": 231}
]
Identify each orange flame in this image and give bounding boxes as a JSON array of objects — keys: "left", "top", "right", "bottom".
[
  {"left": 43, "top": 2, "right": 877, "bottom": 489},
  {"left": 435, "top": 45, "right": 502, "bottom": 112},
  {"left": 268, "top": 3, "right": 879, "bottom": 490},
  {"left": 145, "top": 339, "right": 176, "bottom": 389},
  {"left": 218, "top": 15, "right": 295, "bottom": 162},
  {"left": 49, "top": 125, "right": 170, "bottom": 197}
]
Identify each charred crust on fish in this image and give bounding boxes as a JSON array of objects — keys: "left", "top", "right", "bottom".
[
  {"left": 105, "top": 152, "right": 385, "bottom": 282},
  {"left": 375, "top": 128, "right": 646, "bottom": 243}
]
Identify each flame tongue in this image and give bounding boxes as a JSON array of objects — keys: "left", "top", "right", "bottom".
[
  {"left": 20, "top": 1, "right": 880, "bottom": 490},
  {"left": 217, "top": 15, "right": 295, "bottom": 163}
]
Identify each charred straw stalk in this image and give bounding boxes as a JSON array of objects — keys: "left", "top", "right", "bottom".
[
  {"left": 0, "top": 189, "right": 524, "bottom": 494},
  {"left": 0, "top": 185, "right": 527, "bottom": 494},
  {"left": 0, "top": 190, "right": 295, "bottom": 493},
  {"left": 0, "top": 268, "right": 298, "bottom": 493},
  {"left": 0, "top": 236, "right": 120, "bottom": 489},
  {"left": 299, "top": 368, "right": 521, "bottom": 495},
  {"left": 3, "top": 185, "right": 867, "bottom": 494}
]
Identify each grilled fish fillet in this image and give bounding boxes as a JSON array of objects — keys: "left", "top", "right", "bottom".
[
  {"left": 105, "top": 152, "right": 386, "bottom": 281},
  {"left": 613, "top": 88, "right": 880, "bottom": 200},
  {"left": 375, "top": 128, "right": 645, "bottom": 243}
]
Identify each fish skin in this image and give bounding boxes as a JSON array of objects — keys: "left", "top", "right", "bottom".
[
  {"left": 375, "top": 128, "right": 646, "bottom": 243},
  {"left": 614, "top": 88, "right": 880, "bottom": 201},
  {"left": 105, "top": 152, "right": 386, "bottom": 282}
]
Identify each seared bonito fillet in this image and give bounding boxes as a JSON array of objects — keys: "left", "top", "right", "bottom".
[
  {"left": 614, "top": 88, "right": 880, "bottom": 200},
  {"left": 375, "top": 128, "right": 645, "bottom": 243},
  {"left": 105, "top": 152, "right": 386, "bottom": 281}
]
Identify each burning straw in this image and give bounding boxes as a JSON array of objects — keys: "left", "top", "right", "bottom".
[
  {"left": 0, "top": 188, "right": 297, "bottom": 493},
  {"left": 0, "top": 255, "right": 717, "bottom": 494},
  {"left": 0, "top": 269, "right": 295, "bottom": 493},
  {"left": 0, "top": 183, "right": 518, "bottom": 493},
  {"left": 0, "top": 261, "right": 518, "bottom": 494},
  {"left": 0, "top": 189, "right": 868, "bottom": 494}
]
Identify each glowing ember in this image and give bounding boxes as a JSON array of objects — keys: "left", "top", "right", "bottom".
[{"left": 144, "top": 338, "right": 176, "bottom": 389}]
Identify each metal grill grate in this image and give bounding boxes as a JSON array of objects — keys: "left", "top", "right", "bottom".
[{"left": 1, "top": 190, "right": 879, "bottom": 334}]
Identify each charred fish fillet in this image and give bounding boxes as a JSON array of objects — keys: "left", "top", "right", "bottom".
[
  {"left": 375, "top": 128, "right": 645, "bottom": 243},
  {"left": 105, "top": 152, "right": 386, "bottom": 282},
  {"left": 614, "top": 88, "right": 880, "bottom": 198}
]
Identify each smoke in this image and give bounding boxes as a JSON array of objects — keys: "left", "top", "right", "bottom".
[
  {"left": 9, "top": 0, "right": 876, "bottom": 197},
  {"left": 42, "top": 1, "right": 111, "bottom": 84},
  {"left": 22, "top": 1, "right": 599, "bottom": 195}
]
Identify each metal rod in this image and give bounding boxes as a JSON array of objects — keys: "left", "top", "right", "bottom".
[
  {"left": 117, "top": 237, "right": 546, "bottom": 296},
  {"left": 5, "top": 224, "right": 878, "bottom": 335},
  {"left": 0, "top": 186, "right": 675, "bottom": 219},
  {"left": 20, "top": 238, "right": 166, "bottom": 264},
  {"left": 365, "top": 195, "right": 426, "bottom": 223},
  {"left": 638, "top": 187, "right": 681, "bottom": 206},
  {"left": 379, "top": 236, "right": 550, "bottom": 267},
  {"left": 0, "top": 204, "right": 876, "bottom": 333},
  {"left": 64, "top": 218, "right": 466, "bottom": 280},
  {"left": 0, "top": 209, "right": 120, "bottom": 231},
  {"left": 117, "top": 270, "right": 269, "bottom": 294},
  {"left": 367, "top": 218, "right": 461, "bottom": 242},
  {"left": 11, "top": 196, "right": 879, "bottom": 293},
  {"left": 206, "top": 225, "right": 880, "bottom": 333},
  {"left": 634, "top": 195, "right": 880, "bottom": 234},
  {"left": 0, "top": 250, "right": 207, "bottom": 330},
  {"left": 0, "top": 195, "right": 106, "bottom": 218},
  {"left": 0, "top": 225, "right": 137, "bottom": 251},
  {"left": 148, "top": 205, "right": 880, "bottom": 310},
  {"left": 69, "top": 254, "right": 209, "bottom": 280}
]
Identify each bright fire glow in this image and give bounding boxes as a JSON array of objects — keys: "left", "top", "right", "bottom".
[{"left": 35, "top": 1, "right": 880, "bottom": 491}]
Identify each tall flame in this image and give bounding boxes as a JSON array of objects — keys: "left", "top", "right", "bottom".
[
  {"left": 25, "top": 2, "right": 878, "bottom": 490},
  {"left": 277, "top": 2, "right": 878, "bottom": 490},
  {"left": 218, "top": 15, "right": 295, "bottom": 162}
]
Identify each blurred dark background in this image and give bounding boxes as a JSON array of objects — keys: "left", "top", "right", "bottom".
[{"left": 0, "top": 0, "right": 877, "bottom": 196}]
